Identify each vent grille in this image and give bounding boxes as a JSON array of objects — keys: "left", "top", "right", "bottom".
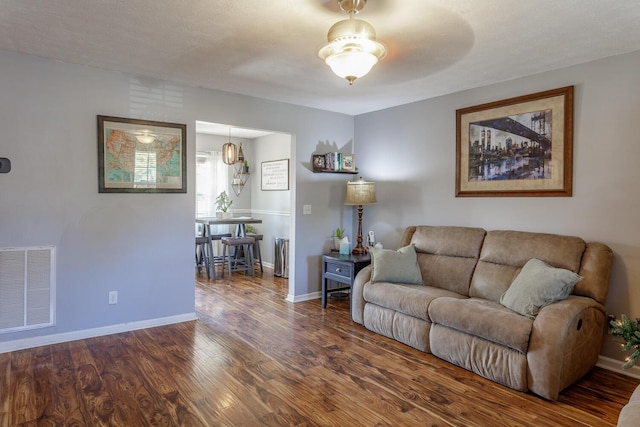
[{"left": 0, "top": 246, "right": 55, "bottom": 333}]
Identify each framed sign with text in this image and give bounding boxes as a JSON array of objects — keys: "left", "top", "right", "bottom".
[{"left": 261, "top": 159, "right": 289, "bottom": 191}]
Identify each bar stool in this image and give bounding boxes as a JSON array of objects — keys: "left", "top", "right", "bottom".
[
  {"left": 195, "top": 235, "right": 212, "bottom": 279},
  {"left": 220, "top": 236, "right": 255, "bottom": 280},
  {"left": 208, "top": 233, "right": 232, "bottom": 279},
  {"left": 246, "top": 233, "right": 264, "bottom": 273}
]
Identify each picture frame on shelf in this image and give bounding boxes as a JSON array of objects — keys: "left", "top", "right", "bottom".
[
  {"left": 312, "top": 154, "right": 327, "bottom": 171},
  {"left": 97, "top": 115, "right": 187, "bottom": 193},
  {"left": 456, "top": 86, "right": 573, "bottom": 197},
  {"left": 342, "top": 154, "right": 356, "bottom": 172}
]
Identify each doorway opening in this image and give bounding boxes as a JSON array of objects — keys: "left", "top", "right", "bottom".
[{"left": 195, "top": 121, "right": 295, "bottom": 299}]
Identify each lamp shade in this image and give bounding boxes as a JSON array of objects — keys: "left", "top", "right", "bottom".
[
  {"left": 222, "top": 142, "right": 237, "bottom": 165},
  {"left": 345, "top": 178, "right": 376, "bottom": 205}
]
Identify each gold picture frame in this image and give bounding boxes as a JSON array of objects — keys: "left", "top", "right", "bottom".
[{"left": 456, "top": 86, "right": 573, "bottom": 197}]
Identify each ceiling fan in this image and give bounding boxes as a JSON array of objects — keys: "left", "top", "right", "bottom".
[{"left": 318, "top": 0, "right": 387, "bottom": 85}]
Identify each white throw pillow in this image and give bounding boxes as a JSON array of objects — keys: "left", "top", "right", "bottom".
[{"left": 500, "top": 258, "right": 582, "bottom": 318}]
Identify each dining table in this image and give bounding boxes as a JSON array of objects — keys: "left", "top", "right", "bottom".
[{"left": 196, "top": 216, "right": 263, "bottom": 238}]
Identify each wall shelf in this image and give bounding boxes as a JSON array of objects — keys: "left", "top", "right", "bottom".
[
  {"left": 312, "top": 153, "right": 356, "bottom": 174},
  {"left": 231, "top": 164, "right": 250, "bottom": 196},
  {"left": 312, "top": 169, "right": 358, "bottom": 174}
]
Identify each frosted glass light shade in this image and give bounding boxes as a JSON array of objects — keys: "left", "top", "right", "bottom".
[{"left": 325, "top": 50, "right": 379, "bottom": 83}]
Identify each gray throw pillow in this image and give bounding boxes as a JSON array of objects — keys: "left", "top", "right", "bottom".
[
  {"left": 500, "top": 258, "right": 582, "bottom": 319},
  {"left": 370, "top": 244, "right": 423, "bottom": 285}
]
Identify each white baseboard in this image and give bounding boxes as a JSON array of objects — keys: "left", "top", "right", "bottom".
[
  {"left": 287, "top": 291, "right": 321, "bottom": 303},
  {"left": 0, "top": 312, "right": 198, "bottom": 354},
  {"left": 597, "top": 355, "right": 640, "bottom": 379}
]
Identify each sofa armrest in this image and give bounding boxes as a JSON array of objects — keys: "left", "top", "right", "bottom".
[
  {"left": 527, "top": 295, "right": 606, "bottom": 400},
  {"left": 351, "top": 265, "right": 372, "bottom": 324}
]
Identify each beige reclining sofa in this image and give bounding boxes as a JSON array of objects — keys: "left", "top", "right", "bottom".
[{"left": 352, "top": 226, "right": 613, "bottom": 400}]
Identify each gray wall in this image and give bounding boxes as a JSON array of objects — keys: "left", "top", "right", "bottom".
[
  {"left": 354, "top": 50, "right": 640, "bottom": 360},
  {"left": 0, "top": 49, "right": 353, "bottom": 346}
]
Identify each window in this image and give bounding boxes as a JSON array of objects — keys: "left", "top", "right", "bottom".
[{"left": 196, "top": 151, "right": 227, "bottom": 217}]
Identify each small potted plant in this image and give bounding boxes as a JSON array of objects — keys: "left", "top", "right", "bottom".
[
  {"left": 243, "top": 160, "right": 249, "bottom": 173},
  {"left": 331, "top": 227, "right": 345, "bottom": 252},
  {"left": 610, "top": 314, "right": 640, "bottom": 369},
  {"left": 215, "top": 191, "right": 233, "bottom": 218}
]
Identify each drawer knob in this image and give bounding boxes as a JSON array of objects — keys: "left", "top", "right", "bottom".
[{"left": 335, "top": 267, "right": 341, "bottom": 272}]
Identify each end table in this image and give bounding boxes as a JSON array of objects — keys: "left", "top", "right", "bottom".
[{"left": 322, "top": 252, "right": 371, "bottom": 309}]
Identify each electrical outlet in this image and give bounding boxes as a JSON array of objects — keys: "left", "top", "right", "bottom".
[
  {"left": 109, "top": 291, "right": 118, "bottom": 305},
  {"left": 303, "top": 205, "right": 311, "bottom": 215}
]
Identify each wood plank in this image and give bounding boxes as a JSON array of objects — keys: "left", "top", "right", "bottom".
[
  {"left": 0, "top": 352, "right": 10, "bottom": 425},
  {"left": 9, "top": 349, "right": 36, "bottom": 425}
]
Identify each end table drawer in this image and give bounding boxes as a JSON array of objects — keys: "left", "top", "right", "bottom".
[{"left": 325, "top": 260, "right": 353, "bottom": 281}]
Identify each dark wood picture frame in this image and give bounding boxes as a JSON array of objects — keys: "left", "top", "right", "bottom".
[
  {"left": 312, "top": 154, "right": 327, "bottom": 172},
  {"left": 456, "top": 86, "right": 573, "bottom": 197},
  {"left": 98, "top": 115, "right": 187, "bottom": 193}
]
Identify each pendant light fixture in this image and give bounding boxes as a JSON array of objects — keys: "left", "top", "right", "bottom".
[
  {"left": 222, "top": 127, "right": 237, "bottom": 165},
  {"left": 318, "top": 0, "right": 386, "bottom": 85}
]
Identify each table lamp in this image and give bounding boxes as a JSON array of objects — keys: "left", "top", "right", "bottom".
[{"left": 344, "top": 177, "right": 376, "bottom": 255}]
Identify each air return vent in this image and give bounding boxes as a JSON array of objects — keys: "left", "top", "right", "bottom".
[{"left": 0, "top": 246, "right": 55, "bottom": 333}]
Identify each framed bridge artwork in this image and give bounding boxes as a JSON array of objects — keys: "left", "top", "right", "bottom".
[{"left": 455, "top": 86, "right": 573, "bottom": 197}]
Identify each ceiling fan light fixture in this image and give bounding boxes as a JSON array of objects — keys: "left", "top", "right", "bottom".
[
  {"left": 324, "top": 48, "right": 379, "bottom": 85},
  {"left": 318, "top": 0, "right": 386, "bottom": 85}
]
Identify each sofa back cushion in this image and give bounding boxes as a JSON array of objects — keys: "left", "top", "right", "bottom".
[
  {"left": 400, "top": 226, "right": 486, "bottom": 296},
  {"left": 470, "top": 230, "right": 586, "bottom": 302}
]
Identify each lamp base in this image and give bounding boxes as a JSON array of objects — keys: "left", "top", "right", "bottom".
[{"left": 352, "top": 245, "right": 367, "bottom": 256}]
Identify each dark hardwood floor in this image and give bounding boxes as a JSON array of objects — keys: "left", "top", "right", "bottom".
[{"left": 1, "top": 267, "right": 638, "bottom": 426}]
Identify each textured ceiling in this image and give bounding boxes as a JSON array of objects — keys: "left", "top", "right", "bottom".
[{"left": 2, "top": 0, "right": 640, "bottom": 116}]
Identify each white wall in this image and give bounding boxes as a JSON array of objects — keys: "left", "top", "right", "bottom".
[
  {"left": 0, "top": 50, "right": 353, "bottom": 347},
  {"left": 251, "top": 133, "right": 291, "bottom": 267},
  {"left": 354, "top": 50, "right": 640, "bottom": 361}
]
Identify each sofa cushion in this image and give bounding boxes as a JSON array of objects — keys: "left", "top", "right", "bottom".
[
  {"left": 363, "top": 282, "right": 465, "bottom": 322},
  {"left": 429, "top": 297, "right": 533, "bottom": 353},
  {"left": 470, "top": 230, "right": 586, "bottom": 302},
  {"left": 370, "top": 245, "right": 423, "bottom": 285},
  {"left": 500, "top": 258, "right": 582, "bottom": 319},
  {"left": 407, "top": 226, "right": 486, "bottom": 295}
]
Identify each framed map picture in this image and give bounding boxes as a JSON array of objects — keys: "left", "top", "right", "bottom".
[{"left": 97, "top": 116, "right": 187, "bottom": 193}]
